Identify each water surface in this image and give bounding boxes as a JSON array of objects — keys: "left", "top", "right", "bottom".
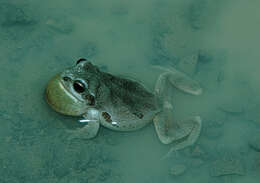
[{"left": 0, "top": 0, "right": 260, "bottom": 182}]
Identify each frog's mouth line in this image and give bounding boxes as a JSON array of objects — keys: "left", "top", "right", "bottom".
[{"left": 46, "top": 77, "right": 78, "bottom": 105}]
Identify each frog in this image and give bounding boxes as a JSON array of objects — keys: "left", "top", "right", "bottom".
[{"left": 45, "top": 58, "right": 202, "bottom": 151}]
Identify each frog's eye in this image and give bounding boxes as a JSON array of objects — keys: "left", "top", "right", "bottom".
[
  {"left": 76, "top": 58, "right": 87, "bottom": 65},
  {"left": 73, "top": 80, "right": 85, "bottom": 93}
]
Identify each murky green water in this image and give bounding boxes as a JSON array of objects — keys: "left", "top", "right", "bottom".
[{"left": 1, "top": 0, "right": 260, "bottom": 182}]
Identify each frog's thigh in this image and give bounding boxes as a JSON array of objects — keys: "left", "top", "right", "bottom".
[
  {"left": 155, "top": 70, "right": 202, "bottom": 96},
  {"left": 67, "top": 120, "right": 100, "bottom": 140}
]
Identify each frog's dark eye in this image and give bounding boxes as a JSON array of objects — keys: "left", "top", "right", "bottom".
[
  {"left": 73, "top": 80, "right": 85, "bottom": 93},
  {"left": 76, "top": 58, "right": 87, "bottom": 65}
]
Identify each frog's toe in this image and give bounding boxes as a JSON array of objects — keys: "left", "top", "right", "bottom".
[{"left": 154, "top": 112, "right": 202, "bottom": 146}]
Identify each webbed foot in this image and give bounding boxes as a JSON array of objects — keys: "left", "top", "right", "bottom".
[
  {"left": 66, "top": 120, "right": 100, "bottom": 140},
  {"left": 153, "top": 66, "right": 202, "bottom": 158},
  {"left": 153, "top": 102, "right": 201, "bottom": 146}
]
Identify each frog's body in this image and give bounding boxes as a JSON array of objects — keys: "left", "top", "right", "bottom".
[{"left": 46, "top": 58, "right": 202, "bottom": 151}]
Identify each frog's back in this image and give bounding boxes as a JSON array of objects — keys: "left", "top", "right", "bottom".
[{"left": 97, "top": 72, "right": 159, "bottom": 131}]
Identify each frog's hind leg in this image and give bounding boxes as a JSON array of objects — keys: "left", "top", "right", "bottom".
[
  {"left": 153, "top": 67, "right": 202, "bottom": 152},
  {"left": 154, "top": 67, "right": 202, "bottom": 96}
]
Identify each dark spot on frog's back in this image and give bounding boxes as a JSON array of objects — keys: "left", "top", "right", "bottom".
[
  {"left": 84, "top": 94, "right": 95, "bottom": 106},
  {"left": 102, "top": 112, "right": 112, "bottom": 122}
]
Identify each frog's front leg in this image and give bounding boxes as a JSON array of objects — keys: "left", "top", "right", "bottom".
[
  {"left": 153, "top": 68, "right": 202, "bottom": 151},
  {"left": 67, "top": 108, "right": 100, "bottom": 140}
]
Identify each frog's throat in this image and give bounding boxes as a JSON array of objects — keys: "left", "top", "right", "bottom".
[{"left": 45, "top": 74, "right": 87, "bottom": 116}]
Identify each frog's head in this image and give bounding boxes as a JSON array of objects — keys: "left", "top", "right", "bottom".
[{"left": 45, "top": 58, "right": 100, "bottom": 116}]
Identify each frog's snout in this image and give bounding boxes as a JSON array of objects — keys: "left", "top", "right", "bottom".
[{"left": 45, "top": 73, "right": 87, "bottom": 116}]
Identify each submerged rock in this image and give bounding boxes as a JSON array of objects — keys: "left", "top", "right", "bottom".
[
  {"left": 218, "top": 99, "right": 245, "bottom": 114},
  {"left": 210, "top": 155, "right": 245, "bottom": 177},
  {"left": 248, "top": 133, "right": 260, "bottom": 152},
  {"left": 252, "top": 154, "right": 260, "bottom": 171},
  {"left": 189, "top": 145, "right": 206, "bottom": 158},
  {"left": 245, "top": 104, "right": 260, "bottom": 124},
  {"left": 187, "top": 0, "right": 209, "bottom": 30},
  {"left": 178, "top": 53, "right": 198, "bottom": 75},
  {"left": 202, "top": 112, "right": 226, "bottom": 140},
  {"left": 46, "top": 18, "right": 74, "bottom": 34},
  {"left": 203, "top": 119, "right": 224, "bottom": 140},
  {"left": 189, "top": 158, "right": 204, "bottom": 168},
  {"left": 198, "top": 49, "right": 213, "bottom": 63},
  {"left": 170, "top": 164, "right": 187, "bottom": 176},
  {"left": 0, "top": 3, "right": 36, "bottom": 27},
  {"left": 204, "top": 127, "right": 223, "bottom": 139}
]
